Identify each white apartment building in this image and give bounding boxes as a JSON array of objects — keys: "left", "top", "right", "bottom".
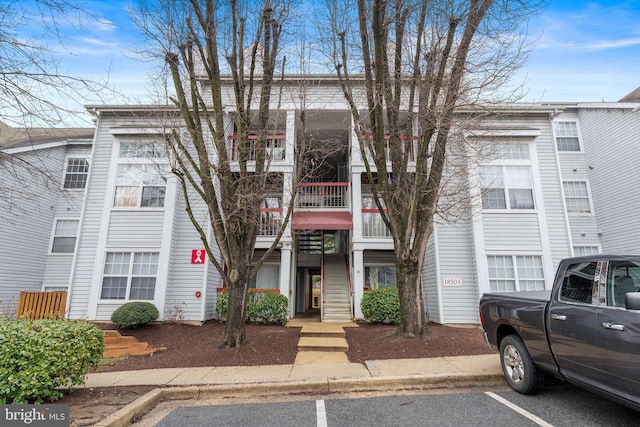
[{"left": 2, "top": 83, "right": 639, "bottom": 324}]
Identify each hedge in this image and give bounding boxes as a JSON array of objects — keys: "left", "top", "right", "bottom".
[
  {"left": 361, "top": 287, "right": 401, "bottom": 324},
  {"left": 0, "top": 319, "right": 104, "bottom": 403},
  {"left": 217, "top": 290, "right": 288, "bottom": 325}
]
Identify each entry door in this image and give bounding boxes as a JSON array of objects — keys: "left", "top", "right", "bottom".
[{"left": 310, "top": 269, "right": 321, "bottom": 309}]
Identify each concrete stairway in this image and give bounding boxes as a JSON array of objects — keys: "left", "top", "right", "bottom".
[
  {"left": 291, "top": 321, "right": 351, "bottom": 364},
  {"left": 322, "top": 254, "right": 353, "bottom": 322}
]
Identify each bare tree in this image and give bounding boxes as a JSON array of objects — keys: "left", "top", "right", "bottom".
[
  {"left": 131, "top": 0, "right": 318, "bottom": 348},
  {"left": 321, "top": 0, "right": 543, "bottom": 337},
  {"left": 0, "top": 1, "right": 113, "bottom": 219}
]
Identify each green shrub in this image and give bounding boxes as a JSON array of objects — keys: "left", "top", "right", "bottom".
[
  {"left": 217, "top": 290, "right": 288, "bottom": 325},
  {"left": 361, "top": 287, "right": 401, "bottom": 324},
  {"left": 246, "top": 292, "right": 288, "bottom": 325},
  {"left": 110, "top": 302, "right": 159, "bottom": 329},
  {"left": 0, "top": 319, "right": 104, "bottom": 403}
]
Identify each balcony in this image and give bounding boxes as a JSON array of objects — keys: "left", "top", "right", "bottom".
[
  {"left": 362, "top": 209, "right": 392, "bottom": 238},
  {"left": 295, "top": 182, "right": 348, "bottom": 209},
  {"left": 258, "top": 208, "right": 282, "bottom": 236},
  {"left": 228, "top": 135, "right": 286, "bottom": 162},
  {"left": 360, "top": 135, "right": 418, "bottom": 163}
]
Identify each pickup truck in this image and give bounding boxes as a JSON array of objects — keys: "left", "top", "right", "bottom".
[{"left": 479, "top": 255, "right": 640, "bottom": 411}]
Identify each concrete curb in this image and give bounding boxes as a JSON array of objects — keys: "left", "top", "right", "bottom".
[{"left": 93, "top": 372, "right": 505, "bottom": 427}]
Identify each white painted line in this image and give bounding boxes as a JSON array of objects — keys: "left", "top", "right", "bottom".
[
  {"left": 485, "top": 392, "right": 554, "bottom": 427},
  {"left": 316, "top": 399, "right": 327, "bottom": 427}
]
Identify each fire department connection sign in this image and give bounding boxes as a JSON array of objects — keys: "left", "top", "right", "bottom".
[{"left": 191, "top": 250, "right": 205, "bottom": 264}]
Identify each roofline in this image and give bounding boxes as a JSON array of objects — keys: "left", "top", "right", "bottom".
[{"left": 1, "top": 138, "right": 93, "bottom": 154}]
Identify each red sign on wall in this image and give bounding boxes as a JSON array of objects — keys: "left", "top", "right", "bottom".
[{"left": 191, "top": 249, "right": 206, "bottom": 264}]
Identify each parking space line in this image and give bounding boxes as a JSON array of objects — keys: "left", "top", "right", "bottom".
[
  {"left": 316, "top": 400, "right": 327, "bottom": 427},
  {"left": 485, "top": 392, "right": 554, "bottom": 427}
]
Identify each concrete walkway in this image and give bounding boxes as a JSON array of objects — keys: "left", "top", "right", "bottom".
[{"left": 86, "top": 320, "right": 504, "bottom": 427}]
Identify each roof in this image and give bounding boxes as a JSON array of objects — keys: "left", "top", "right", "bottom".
[
  {"left": 619, "top": 87, "right": 640, "bottom": 102},
  {"left": 292, "top": 211, "right": 353, "bottom": 230},
  {"left": 0, "top": 122, "right": 94, "bottom": 150}
]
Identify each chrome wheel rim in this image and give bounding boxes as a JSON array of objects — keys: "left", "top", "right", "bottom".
[{"left": 503, "top": 344, "right": 525, "bottom": 384}]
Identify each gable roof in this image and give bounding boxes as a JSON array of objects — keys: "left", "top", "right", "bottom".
[
  {"left": 619, "top": 87, "right": 640, "bottom": 102},
  {"left": 0, "top": 122, "right": 94, "bottom": 151}
]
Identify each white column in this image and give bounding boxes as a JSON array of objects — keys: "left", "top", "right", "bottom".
[
  {"left": 351, "top": 171, "right": 362, "bottom": 240},
  {"left": 279, "top": 244, "right": 292, "bottom": 317},
  {"left": 353, "top": 249, "right": 364, "bottom": 319}
]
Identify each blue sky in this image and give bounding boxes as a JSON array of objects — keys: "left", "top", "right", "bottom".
[{"left": 23, "top": 0, "right": 640, "bottom": 124}]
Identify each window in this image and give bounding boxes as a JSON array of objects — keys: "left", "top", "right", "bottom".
[
  {"left": 606, "top": 260, "right": 640, "bottom": 308},
  {"left": 488, "top": 255, "right": 544, "bottom": 292},
  {"left": 563, "top": 181, "right": 591, "bottom": 213},
  {"left": 573, "top": 246, "right": 600, "bottom": 256},
  {"left": 114, "top": 165, "right": 167, "bottom": 207},
  {"left": 554, "top": 122, "right": 581, "bottom": 152},
  {"left": 51, "top": 219, "right": 79, "bottom": 253},
  {"left": 63, "top": 158, "right": 89, "bottom": 189},
  {"left": 114, "top": 141, "right": 169, "bottom": 208},
  {"left": 119, "top": 142, "right": 167, "bottom": 159},
  {"left": 249, "top": 265, "right": 280, "bottom": 289},
  {"left": 481, "top": 166, "right": 534, "bottom": 210},
  {"left": 101, "top": 252, "right": 158, "bottom": 300},
  {"left": 560, "top": 261, "right": 596, "bottom": 304},
  {"left": 365, "top": 266, "right": 397, "bottom": 290},
  {"left": 43, "top": 286, "right": 68, "bottom": 292}
]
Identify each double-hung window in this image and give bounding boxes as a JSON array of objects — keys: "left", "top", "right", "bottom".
[
  {"left": 101, "top": 252, "right": 159, "bottom": 300},
  {"left": 563, "top": 181, "right": 591, "bottom": 214},
  {"left": 481, "top": 165, "right": 534, "bottom": 210},
  {"left": 488, "top": 255, "right": 545, "bottom": 292},
  {"left": 554, "top": 121, "right": 581, "bottom": 152},
  {"left": 50, "top": 219, "right": 79, "bottom": 254},
  {"left": 63, "top": 157, "right": 89, "bottom": 189},
  {"left": 114, "top": 141, "right": 169, "bottom": 208},
  {"left": 480, "top": 143, "right": 534, "bottom": 210}
]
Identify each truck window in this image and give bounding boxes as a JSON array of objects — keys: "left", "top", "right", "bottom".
[
  {"left": 560, "top": 262, "right": 597, "bottom": 305},
  {"left": 606, "top": 261, "right": 640, "bottom": 308}
]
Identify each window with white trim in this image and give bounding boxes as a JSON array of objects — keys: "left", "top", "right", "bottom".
[
  {"left": 481, "top": 165, "right": 534, "bottom": 210},
  {"left": 365, "top": 266, "right": 397, "bottom": 289},
  {"left": 563, "top": 181, "right": 591, "bottom": 213},
  {"left": 51, "top": 219, "right": 79, "bottom": 254},
  {"left": 101, "top": 252, "right": 159, "bottom": 300},
  {"left": 114, "top": 140, "right": 169, "bottom": 208},
  {"left": 554, "top": 122, "right": 581, "bottom": 152},
  {"left": 63, "top": 157, "right": 89, "bottom": 189},
  {"left": 488, "top": 255, "right": 545, "bottom": 292},
  {"left": 249, "top": 264, "right": 280, "bottom": 289},
  {"left": 573, "top": 246, "right": 600, "bottom": 256}
]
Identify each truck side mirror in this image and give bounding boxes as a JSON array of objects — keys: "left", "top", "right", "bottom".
[{"left": 625, "top": 292, "right": 640, "bottom": 311}]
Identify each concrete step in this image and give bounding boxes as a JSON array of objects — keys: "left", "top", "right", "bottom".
[
  {"left": 294, "top": 351, "right": 349, "bottom": 364},
  {"left": 297, "top": 336, "right": 349, "bottom": 352},
  {"left": 300, "top": 329, "right": 345, "bottom": 338}
]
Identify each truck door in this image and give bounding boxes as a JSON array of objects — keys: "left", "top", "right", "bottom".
[
  {"left": 597, "top": 260, "right": 640, "bottom": 401},
  {"left": 547, "top": 261, "right": 606, "bottom": 387}
]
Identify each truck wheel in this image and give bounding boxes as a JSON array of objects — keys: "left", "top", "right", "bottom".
[{"left": 499, "top": 335, "right": 544, "bottom": 394}]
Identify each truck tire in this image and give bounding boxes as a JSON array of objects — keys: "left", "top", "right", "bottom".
[{"left": 499, "top": 335, "right": 544, "bottom": 394}]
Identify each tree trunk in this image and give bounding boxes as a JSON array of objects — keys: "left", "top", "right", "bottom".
[
  {"left": 395, "top": 256, "right": 428, "bottom": 337},
  {"left": 219, "top": 271, "right": 248, "bottom": 349}
]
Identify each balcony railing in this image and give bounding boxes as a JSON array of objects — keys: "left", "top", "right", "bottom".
[
  {"left": 296, "top": 182, "right": 348, "bottom": 208},
  {"left": 228, "top": 135, "right": 286, "bottom": 162},
  {"left": 258, "top": 208, "right": 282, "bottom": 236},
  {"left": 362, "top": 209, "right": 392, "bottom": 238},
  {"left": 360, "top": 135, "right": 418, "bottom": 163}
]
